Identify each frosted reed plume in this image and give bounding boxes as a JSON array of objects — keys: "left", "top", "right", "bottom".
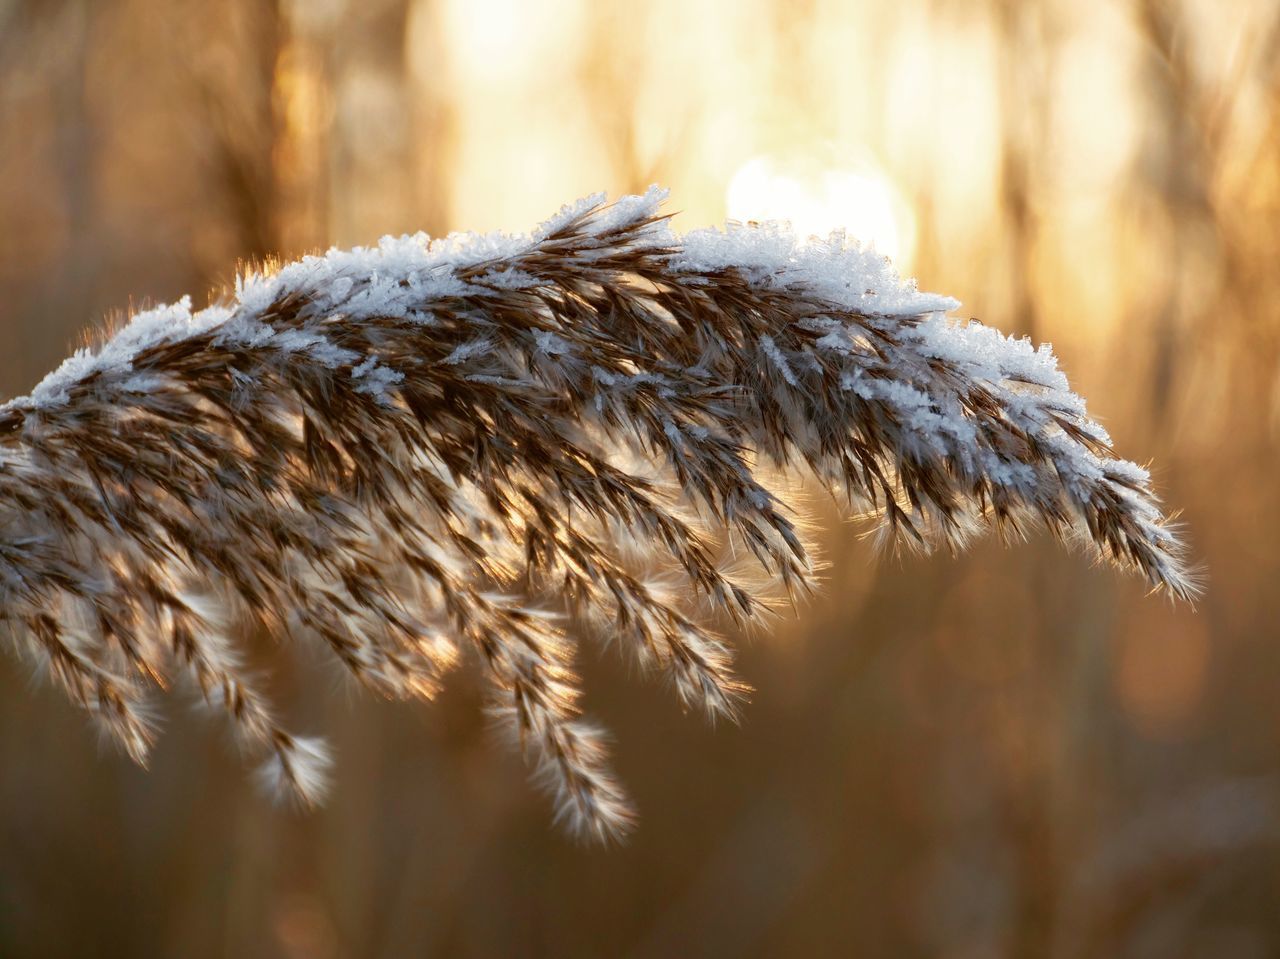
[{"left": 0, "top": 188, "right": 1194, "bottom": 839}]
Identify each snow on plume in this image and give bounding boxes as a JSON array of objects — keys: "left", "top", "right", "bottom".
[{"left": 6, "top": 189, "right": 951, "bottom": 416}]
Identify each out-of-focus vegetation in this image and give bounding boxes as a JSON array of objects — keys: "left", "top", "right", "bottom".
[{"left": 1, "top": 0, "right": 1277, "bottom": 955}]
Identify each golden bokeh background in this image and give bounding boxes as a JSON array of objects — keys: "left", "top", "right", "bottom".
[{"left": 2, "top": 0, "right": 1279, "bottom": 955}]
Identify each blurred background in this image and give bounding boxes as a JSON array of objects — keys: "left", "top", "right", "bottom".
[{"left": 1, "top": 0, "right": 1278, "bottom": 955}]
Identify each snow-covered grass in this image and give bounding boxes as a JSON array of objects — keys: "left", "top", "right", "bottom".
[{"left": 0, "top": 188, "right": 1194, "bottom": 840}]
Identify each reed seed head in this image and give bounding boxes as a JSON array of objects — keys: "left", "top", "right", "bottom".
[{"left": 0, "top": 187, "right": 1195, "bottom": 840}]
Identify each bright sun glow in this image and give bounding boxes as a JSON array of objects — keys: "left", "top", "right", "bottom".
[
  {"left": 726, "top": 156, "right": 915, "bottom": 265},
  {"left": 441, "top": 0, "right": 573, "bottom": 81}
]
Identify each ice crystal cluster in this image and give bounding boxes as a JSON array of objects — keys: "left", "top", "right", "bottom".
[{"left": 0, "top": 188, "right": 1193, "bottom": 839}]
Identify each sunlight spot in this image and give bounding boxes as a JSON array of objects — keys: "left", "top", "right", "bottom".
[
  {"left": 441, "top": 0, "right": 580, "bottom": 80},
  {"left": 727, "top": 155, "right": 916, "bottom": 265},
  {"left": 443, "top": 0, "right": 525, "bottom": 66}
]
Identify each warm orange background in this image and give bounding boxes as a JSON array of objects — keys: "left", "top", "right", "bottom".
[{"left": 1, "top": 1, "right": 1278, "bottom": 956}]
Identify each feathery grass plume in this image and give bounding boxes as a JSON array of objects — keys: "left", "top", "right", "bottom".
[{"left": 0, "top": 187, "right": 1194, "bottom": 840}]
